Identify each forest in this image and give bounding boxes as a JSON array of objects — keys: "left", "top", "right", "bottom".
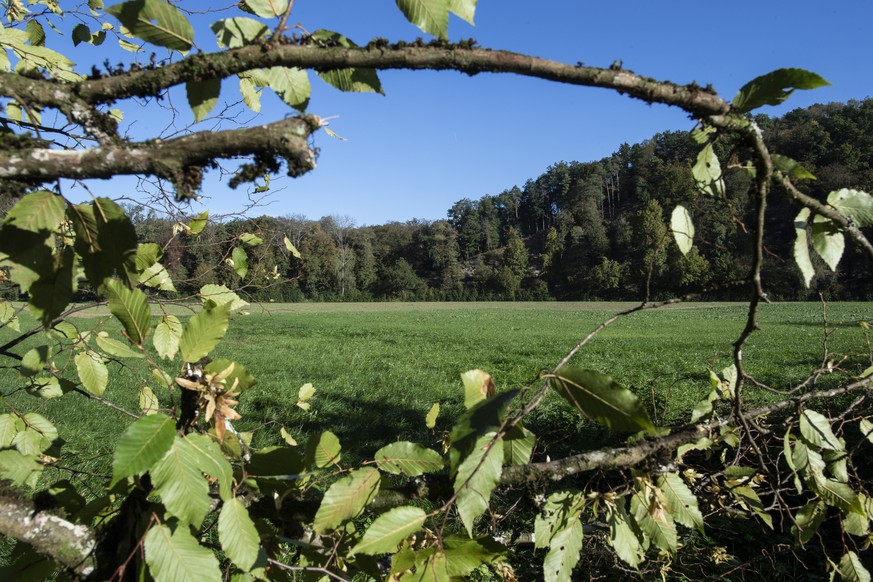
[{"left": 109, "top": 98, "right": 873, "bottom": 304}]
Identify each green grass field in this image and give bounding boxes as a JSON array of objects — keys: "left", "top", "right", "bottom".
[{"left": 3, "top": 301, "right": 871, "bottom": 480}]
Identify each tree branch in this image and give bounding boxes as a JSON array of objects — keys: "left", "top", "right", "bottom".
[{"left": 0, "top": 489, "right": 97, "bottom": 577}]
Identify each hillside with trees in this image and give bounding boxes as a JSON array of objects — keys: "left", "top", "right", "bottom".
[{"left": 118, "top": 99, "right": 873, "bottom": 303}]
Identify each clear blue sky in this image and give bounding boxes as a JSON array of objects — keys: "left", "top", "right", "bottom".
[{"left": 69, "top": 1, "right": 873, "bottom": 225}]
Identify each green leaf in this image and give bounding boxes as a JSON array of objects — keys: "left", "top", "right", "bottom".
[
  {"left": 106, "top": 0, "right": 194, "bottom": 51},
  {"left": 839, "top": 551, "right": 871, "bottom": 582},
  {"left": 26, "top": 20, "right": 46, "bottom": 46},
  {"left": 200, "top": 283, "right": 248, "bottom": 312},
  {"left": 186, "top": 77, "right": 220, "bottom": 122},
  {"left": 97, "top": 333, "right": 145, "bottom": 358},
  {"left": 543, "top": 520, "right": 583, "bottom": 582},
  {"left": 670, "top": 204, "right": 694, "bottom": 255},
  {"left": 211, "top": 17, "right": 269, "bottom": 48},
  {"left": 219, "top": 498, "right": 260, "bottom": 571},
  {"left": 0, "top": 300, "right": 19, "bottom": 332},
  {"left": 772, "top": 154, "right": 816, "bottom": 181},
  {"left": 179, "top": 301, "right": 231, "bottom": 362},
  {"left": 107, "top": 278, "right": 151, "bottom": 346},
  {"left": 298, "top": 382, "right": 315, "bottom": 401},
  {"left": 631, "top": 483, "right": 677, "bottom": 554},
  {"left": 69, "top": 197, "right": 139, "bottom": 290},
  {"left": 449, "top": 0, "right": 477, "bottom": 24},
  {"left": 152, "top": 436, "right": 211, "bottom": 527},
  {"left": 243, "top": 0, "right": 288, "bottom": 18},
  {"left": 20, "top": 345, "right": 49, "bottom": 377},
  {"left": 534, "top": 490, "right": 585, "bottom": 549},
  {"left": 861, "top": 419, "right": 873, "bottom": 445},
  {"left": 816, "top": 479, "right": 863, "bottom": 514},
  {"left": 75, "top": 351, "right": 109, "bottom": 396},
  {"left": 239, "top": 74, "right": 263, "bottom": 112},
  {"left": 443, "top": 536, "right": 506, "bottom": 577},
  {"left": 311, "top": 30, "right": 383, "bottom": 94},
  {"left": 503, "top": 422, "right": 535, "bottom": 466},
  {"left": 2, "top": 190, "right": 64, "bottom": 232},
  {"left": 551, "top": 367, "right": 655, "bottom": 433},
  {"left": 426, "top": 402, "right": 440, "bottom": 429},
  {"left": 800, "top": 409, "right": 843, "bottom": 451},
  {"left": 692, "top": 143, "right": 723, "bottom": 196},
  {"left": 0, "top": 450, "right": 42, "bottom": 487},
  {"left": 239, "top": 233, "right": 264, "bottom": 246},
  {"left": 231, "top": 246, "right": 248, "bottom": 279},
  {"left": 306, "top": 430, "right": 342, "bottom": 468},
  {"left": 794, "top": 208, "right": 815, "bottom": 287},
  {"left": 461, "top": 369, "right": 494, "bottom": 409},
  {"left": 395, "top": 0, "right": 450, "bottom": 38},
  {"left": 26, "top": 377, "right": 64, "bottom": 399},
  {"left": 350, "top": 505, "right": 426, "bottom": 556},
  {"left": 454, "top": 433, "right": 503, "bottom": 537},
  {"left": 313, "top": 467, "right": 380, "bottom": 534},
  {"left": 144, "top": 523, "right": 222, "bottom": 582},
  {"left": 791, "top": 501, "right": 826, "bottom": 546},
  {"left": 263, "top": 66, "right": 310, "bottom": 111},
  {"left": 732, "top": 68, "right": 830, "bottom": 113},
  {"left": 187, "top": 211, "right": 208, "bottom": 235},
  {"left": 0, "top": 414, "right": 20, "bottom": 448},
  {"left": 828, "top": 189, "right": 873, "bottom": 228},
  {"left": 27, "top": 246, "right": 75, "bottom": 326},
  {"left": 608, "top": 497, "right": 644, "bottom": 568},
  {"left": 375, "top": 441, "right": 444, "bottom": 476},
  {"left": 153, "top": 315, "right": 182, "bottom": 360},
  {"left": 140, "top": 262, "right": 176, "bottom": 291},
  {"left": 139, "top": 386, "right": 159, "bottom": 415},
  {"left": 136, "top": 242, "right": 166, "bottom": 272},
  {"left": 111, "top": 413, "right": 175, "bottom": 485},
  {"left": 283, "top": 236, "right": 301, "bottom": 258},
  {"left": 811, "top": 215, "right": 844, "bottom": 272},
  {"left": 658, "top": 472, "right": 704, "bottom": 533},
  {"left": 186, "top": 433, "right": 234, "bottom": 501}
]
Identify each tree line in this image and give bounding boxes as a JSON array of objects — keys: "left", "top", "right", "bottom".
[{"left": 122, "top": 98, "right": 873, "bottom": 303}]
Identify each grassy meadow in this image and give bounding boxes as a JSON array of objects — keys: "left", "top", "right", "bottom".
[{"left": 2, "top": 301, "right": 871, "bottom": 481}]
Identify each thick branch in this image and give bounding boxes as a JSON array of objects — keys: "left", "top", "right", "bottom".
[
  {"left": 0, "top": 116, "right": 319, "bottom": 184},
  {"left": 0, "top": 44, "right": 731, "bottom": 118},
  {"left": 0, "top": 489, "right": 97, "bottom": 577}
]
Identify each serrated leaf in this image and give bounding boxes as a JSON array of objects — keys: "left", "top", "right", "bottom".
[
  {"left": 811, "top": 215, "right": 844, "bottom": 272},
  {"left": 111, "top": 413, "right": 175, "bottom": 485},
  {"left": 828, "top": 189, "right": 873, "bottom": 228},
  {"left": 0, "top": 450, "right": 42, "bottom": 487},
  {"left": 263, "top": 66, "right": 310, "bottom": 111},
  {"left": 313, "top": 467, "right": 380, "bottom": 534},
  {"left": 792, "top": 500, "right": 826, "bottom": 546},
  {"left": 187, "top": 210, "right": 208, "bottom": 234},
  {"left": 75, "top": 351, "right": 108, "bottom": 396},
  {"left": 2, "top": 190, "right": 64, "bottom": 233},
  {"left": 375, "top": 441, "right": 444, "bottom": 476},
  {"left": 395, "top": 0, "right": 450, "bottom": 38},
  {"left": 426, "top": 402, "right": 439, "bottom": 429},
  {"left": 693, "top": 143, "right": 723, "bottom": 196},
  {"left": 800, "top": 409, "right": 843, "bottom": 451},
  {"left": 817, "top": 479, "right": 863, "bottom": 514},
  {"left": 670, "top": 204, "right": 694, "bottom": 255},
  {"left": 186, "top": 77, "right": 220, "bottom": 122},
  {"left": 211, "top": 17, "right": 269, "bottom": 48},
  {"left": 551, "top": 367, "right": 655, "bottom": 433},
  {"left": 97, "top": 333, "right": 145, "bottom": 358},
  {"left": 239, "top": 75, "right": 263, "bottom": 112},
  {"left": 658, "top": 472, "right": 704, "bottom": 533},
  {"left": 219, "top": 498, "right": 260, "bottom": 571},
  {"left": 772, "top": 154, "right": 816, "bottom": 181},
  {"left": 153, "top": 315, "right": 182, "bottom": 360},
  {"left": 20, "top": 345, "right": 49, "bottom": 377},
  {"left": 26, "top": 20, "right": 45, "bottom": 46},
  {"left": 839, "top": 551, "right": 871, "bottom": 582},
  {"left": 243, "top": 0, "right": 288, "bottom": 18},
  {"left": 461, "top": 369, "right": 495, "bottom": 409},
  {"left": 311, "top": 30, "right": 383, "bottom": 94},
  {"left": 503, "top": 423, "right": 535, "bottom": 466},
  {"left": 306, "top": 430, "right": 341, "bottom": 468},
  {"left": 200, "top": 283, "right": 248, "bottom": 312},
  {"left": 794, "top": 208, "right": 815, "bottom": 287},
  {"left": 534, "top": 490, "right": 585, "bottom": 549},
  {"left": 152, "top": 436, "right": 211, "bottom": 527},
  {"left": 179, "top": 301, "right": 231, "bottom": 362},
  {"left": 140, "top": 262, "right": 176, "bottom": 292},
  {"left": 144, "top": 523, "right": 221, "bottom": 582},
  {"left": 107, "top": 278, "right": 151, "bottom": 346},
  {"left": 543, "top": 520, "right": 583, "bottom": 582},
  {"left": 631, "top": 482, "right": 677, "bottom": 554},
  {"left": 732, "top": 68, "right": 830, "bottom": 113},
  {"left": 106, "top": 0, "right": 194, "bottom": 51},
  {"left": 454, "top": 433, "right": 503, "bottom": 537},
  {"left": 350, "top": 506, "right": 426, "bottom": 556},
  {"left": 139, "top": 386, "right": 159, "bottom": 415},
  {"left": 449, "top": 0, "right": 477, "bottom": 23},
  {"left": 186, "top": 433, "right": 233, "bottom": 501},
  {"left": 608, "top": 497, "right": 644, "bottom": 568},
  {"left": 298, "top": 382, "right": 315, "bottom": 401},
  {"left": 231, "top": 246, "right": 249, "bottom": 279}
]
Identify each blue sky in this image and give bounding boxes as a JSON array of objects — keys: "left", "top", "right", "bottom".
[{"left": 66, "top": 1, "right": 873, "bottom": 224}]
